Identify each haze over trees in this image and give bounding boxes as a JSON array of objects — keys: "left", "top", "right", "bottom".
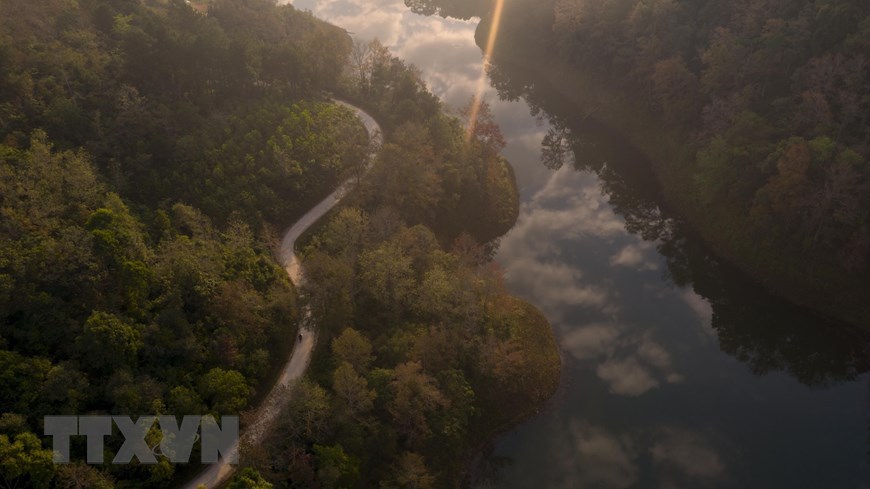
[
  {"left": 0, "top": 0, "right": 555, "bottom": 487},
  {"left": 231, "top": 29, "right": 556, "bottom": 489},
  {"left": 415, "top": 0, "right": 870, "bottom": 326},
  {"left": 341, "top": 38, "right": 519, "bottom": 244},
  {"left": 247, "top": 205, "right": 559, "bottom": 487},
  {"left": 543, "top": 0, "right": 869, "bottom": 246},
  {"left": 1, "top": 0, "right": 360, "bottom": 486},
  {"left": 547, "top": 0, "right": 870, "bottom": 325}
]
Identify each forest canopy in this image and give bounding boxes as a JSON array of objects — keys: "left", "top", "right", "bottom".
[
  {"left": 0, "top": 0, "right": 360, "bottom": 486},
  {"left": 545, "top": 0, "right": 870, "bottom": 324},
  {"left": 422, "top": 0, "right": 870, "bottom": 326},
  {"left": 0, "top": 0, "right": 549, "bottom": 487}
]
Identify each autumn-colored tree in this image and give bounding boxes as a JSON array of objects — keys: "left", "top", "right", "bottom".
[
  {"left": 460, "top": 98, "right": 506, "bottom": 154},
  {"left": 388, "top": 362, "right": 449, "bottom": 445},
  {"left": 332, "top": 362, "right": 376, "bottom": 416},
  {"left": 381, "top": 452, "right": 435, "bottom": 489},
  {"left": 412, "top": 325, "right": 461, "bottom": 373},
  {"left": 331, "top": 328, "right": 374, "bottom": 373},
  {"left": 56, "top": 463, "right": 115, "bottom": 489},
  {"left": 805, "top": 159, "right": 864, "bottom": 247},
  {"left": 751, "top": 138, "right": 813, "bottom": 229}
]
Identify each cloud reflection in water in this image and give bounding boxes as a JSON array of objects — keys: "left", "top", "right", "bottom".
[
  {"left": 283, "top": 1, "right": 738, "bottom": 485},
  {"left": 553, "top": 421, "right": 726, "bottom": 489},
  {"left": 498, "top": 167, "right": 687, "bottom": 396},
  {"left": 290, "top": 0, "right": 482, "bottom": 108}
]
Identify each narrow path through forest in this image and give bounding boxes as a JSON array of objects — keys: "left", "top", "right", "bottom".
[{"left": 181, "top": 101, "right": 381, "bottom": 489}]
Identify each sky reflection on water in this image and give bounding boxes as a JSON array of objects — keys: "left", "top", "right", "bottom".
[
  {"left": 288, "top": 0, "right": 553, "bottom": 192},
  {"left": 288, "top": 1, "right": 870, "bottom": 487}
]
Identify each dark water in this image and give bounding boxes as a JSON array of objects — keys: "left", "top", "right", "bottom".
[{"left": 289, "top": 1, "right": 870, "bottom": 487}]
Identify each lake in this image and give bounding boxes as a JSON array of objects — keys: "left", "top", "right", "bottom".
[{"left": 288, "top": 0, "right": 870, "bottom": 486}]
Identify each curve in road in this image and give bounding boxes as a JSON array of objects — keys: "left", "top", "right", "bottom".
[{"left": 181, "top": 101, "right": 381, "bottom": 489}]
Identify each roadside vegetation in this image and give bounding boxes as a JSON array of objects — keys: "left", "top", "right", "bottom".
[
  {"left": 0, "top": 0, "right": 363, "bottom": 486},
  {"left": 0, "top": 0, "right": 558, "bottom": 487},
  {"left": 232, "top": 35, "right": 557, "bottom": 489}
]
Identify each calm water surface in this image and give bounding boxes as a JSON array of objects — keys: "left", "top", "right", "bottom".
[{"left": 289, "top": 1, "right": 870, "bottom": 487}]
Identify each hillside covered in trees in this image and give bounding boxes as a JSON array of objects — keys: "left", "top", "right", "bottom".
[
  {"left": 0, "top": 0, "right": 362, "bottom": 486},
  {"left": 0, "top": 0, "right": 554, "bottom": 487},
  {"left": 227, "top": 35, "right": 553, "bottom": 489},
  {"left": 244, "top": 206, "right": 559, "bottom": 488},
  {"left": 410, "top": 0, "right": 870, "bottom": 327}
]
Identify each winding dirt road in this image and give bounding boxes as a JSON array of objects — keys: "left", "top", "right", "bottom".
[{"left": 181, "top": 101, "right": 381, "bottom": 489}]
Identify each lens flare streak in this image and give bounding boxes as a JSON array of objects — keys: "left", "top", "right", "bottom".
[{"left": 465, "top": 0, "right": 506, "bottom": 143}]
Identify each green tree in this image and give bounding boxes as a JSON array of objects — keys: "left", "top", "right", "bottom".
[
  {"left": 227, "top": 467, "right": 272, "bottom": 489},
  {"left": 40, "top": 363, "right": 90, "bottom": 413},
  {"left": 167, "top": 386, "right": 205, "bottom": 414},
  {"left": 0, "top": 351, "right": 50, "bottom": 414},
  {"left": 0, "top": 432, "right": 55, "bottom": 489},
  {"left": 86, "top": 194, "right": 150, "bottom": 265},
  {"left": 368, "top": 131, "right": 442, "bottom": 225},
  {"left": 0, "top": 414, "right": 26, "bottom": 437},
  {"left": 282, "top": 380, "right": 331, "bottom": 443},
  {"left": 301, "top": 250, "right": 354, "bottom": 333},
  {"left": 317, "top": 208, "right": 369, "bottom": 260},
  {"left": 199, "top": 368, "right": 249, "bottom": 414},
  {"left": 76, "top": 312, "right": 141, "bottom": 373},
  {"left": 413, "top": 265, "right": 464, "bottom": 319},
  {"left": 312, "top": 444, "right": 360, "bottom": 489},
  {"left": 359, "top": 242, "right": 416, "bottom": 312},
  {"left": 694, "top": 136, "right": 741, "bottom": 205}
]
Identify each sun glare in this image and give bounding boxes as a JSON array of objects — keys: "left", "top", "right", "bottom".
[{"left": 465, "top": 0, "right": 506, "bottom": 143}]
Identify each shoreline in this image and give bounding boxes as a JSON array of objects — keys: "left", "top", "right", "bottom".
[{"left": 478, "top": 20, "right": 870, "bottom": 329}]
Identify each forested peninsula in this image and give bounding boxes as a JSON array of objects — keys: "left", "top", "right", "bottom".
[
  {"left": 0, "top": 0, "right": 559, "bottom": 487},
  {"left": 411, "top": 0, "right": 870, "bottom": 328}
]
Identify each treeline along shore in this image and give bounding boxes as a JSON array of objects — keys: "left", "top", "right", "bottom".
[{"left": 0, "top": 0, "right": 560, "bottom": 487}]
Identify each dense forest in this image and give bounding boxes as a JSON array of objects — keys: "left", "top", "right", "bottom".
[
  {"left": 245, "top": 206, "right": 559, "bottom": 487},
  {"left": 0, "top": 0, "right": 554, "bottom": 487},
  {"left": 410, "top": 0, "right": 870, "bottom": 327},
  {"left": 339, "top": 38, "right": 520, "bottom": 244},
  {"left": 228, "top": 37, "right": 553, "bottom": 489},
  {"left": 0, "top": 0, "right": 361, "bottom": 486}
]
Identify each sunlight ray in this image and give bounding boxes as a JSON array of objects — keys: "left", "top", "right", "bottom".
[{"left": 465, "top": 0, "right": 506, "bottom": 143}]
